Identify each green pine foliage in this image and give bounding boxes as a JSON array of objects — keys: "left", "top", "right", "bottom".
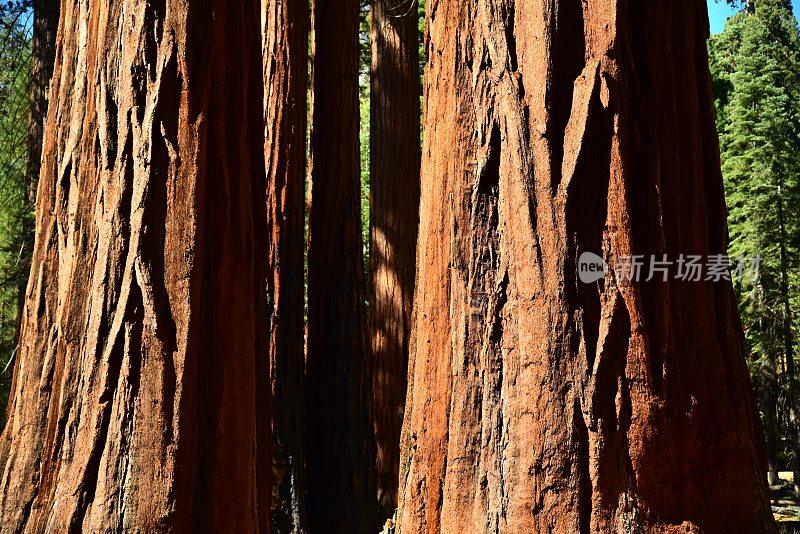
[{"left": 710, "top": 0, "right": 800, "bottom": 460}]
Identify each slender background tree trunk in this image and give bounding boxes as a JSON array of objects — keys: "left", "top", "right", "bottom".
[
  {"left": 397, "top": 0, "right": 775, "bottom": 532},
  {"left": 306, "top": 0, "right": 376, "bottom": 530},
  {"left": 762, "top": 350, "right": 781, "bottom": 486},
  {"left": 0, "top": 1, "right": 269, "bottom": 531},
  {"left": 369, "top": 0, "right": 420, "bottom": 524},
  {"left": 777, "top": 181, "right": 800, "bottom": 495},
  {"left": 26, "top": 0, "right": 59, "bottom": 203},
  {"left": 263, "top": 0, "right": 310, "bottom": 530}
]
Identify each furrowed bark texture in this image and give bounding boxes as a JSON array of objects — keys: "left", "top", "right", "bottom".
[
  {"left": 397, "top": 0, "right": 776, "bottom": 533},
  {"left": 0, "top": 1, "right": 269, "bottom": 532},
  {"left": 306, "top": 0, "right": 376, "bottom": 530},
  {"left": 263, "top": 0, "right": 310, "bottom": 530},
  {"left": 369, "top": 0, "right": 421, "bottom": 523}
]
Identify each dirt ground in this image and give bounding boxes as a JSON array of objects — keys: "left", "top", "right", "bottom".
[{"left": 774, "top": 472, "right": 800, "bottom": 532}]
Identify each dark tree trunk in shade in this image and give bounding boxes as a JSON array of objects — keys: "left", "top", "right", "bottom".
[
  {"left": 263, "top": 0, "right": 311, "bottom": 530},
  {"left": 26, "top": 0, "right": 60, "bottom": 203},
  {"left": 764, "top": 366, "right": 780, "bottom": 487},
  {"left": 396, "top": 0, "right": 776, "bottom": 532},
  {"left": 306, "top": 0, "right": 377, "bottom": 531},
  {"left": 0, "top": 1, "right": 270, "bottom": 531},
  {"left": 368, "top": 0, "right": 421, "bottom": 525},
  {"left": 777, "top": 182, "right": 800, "bottom": 496}
]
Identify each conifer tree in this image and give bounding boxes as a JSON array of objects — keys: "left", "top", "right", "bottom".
[{"left": 710, "top": 0, "right": 800, "bottom": 492}]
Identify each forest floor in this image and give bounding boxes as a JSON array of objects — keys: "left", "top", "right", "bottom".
[
  {"left": 773, "top": 472, "right": 800, "bottom": 531},
  {"left": 376, "top": 476, "right": 800, "bottom": 532},
  {"left": 375, "top": 486, "right": 800, "bottom": 533}
]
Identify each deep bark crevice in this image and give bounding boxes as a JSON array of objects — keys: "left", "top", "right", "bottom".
[
  {"left": 547, "top": 0, "right": 586, "bottom": 191},
  {"left": 563, "top": 62, "right": 613, "bottom": 375},
  {"left": 573, "top": 398, "right": 592, "bottom": 534}
]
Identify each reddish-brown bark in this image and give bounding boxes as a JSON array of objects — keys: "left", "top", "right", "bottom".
[
  {"left": 397, "top": 0, "right": 775, "bottom": 532},
  {"left": 0, "top": 1, "right": 269, "bottom": 531},
  {"left": 305, "top": 0, "right": 377, "bottom": 530},
  {"left": 263, "top": 0, "right": 310, "bottom": 530},
  {"left": 369, "top": 0, "right": 421, "bottom": 524}
]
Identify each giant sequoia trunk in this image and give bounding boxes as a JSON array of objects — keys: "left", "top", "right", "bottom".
[
  {"left": 369, "top": 0, "right": 421, "bottom": 523},
  {"left": 306, "top": 0, "right": 376, "bottom": 530},
  {"left": 263, "top": 0, "right": 310, "bottom": 530},
  {"left": 398, "top": 0, "right": 776, "bottom": 532},
  {"left": 0, "top": 1, "right": 269, "bottom": 531}
]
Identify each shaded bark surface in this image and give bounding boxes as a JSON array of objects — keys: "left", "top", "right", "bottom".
[
  {"left": 0, "top": 1, "right": 269, "bottom": 532},
  {"left": 263, "top": 0, "right": 310, "bottom": 530},
  {"left": 306, "top": 0, "right": 376, "bottom": 531},
  {"left": 369, "top": 0, "right": 421, "bottom": 524},
  {"left": 759, "top": 352, "right": 780, "bottom": 486},
  {"left": 397, "top": 0, "right": 776, "bottom": 532}
]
